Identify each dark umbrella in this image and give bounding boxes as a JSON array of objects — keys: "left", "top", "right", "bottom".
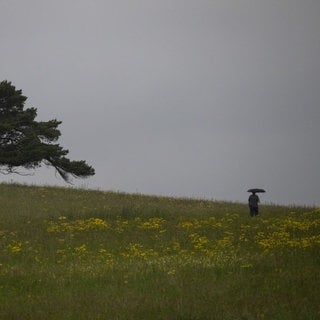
[{"left": 247, "top": 188, "right": 266, "bottom": 193}]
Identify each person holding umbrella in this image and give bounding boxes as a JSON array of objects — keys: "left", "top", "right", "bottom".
[{"left": 247, "top": 188, "right": 265, "bottom": 217}]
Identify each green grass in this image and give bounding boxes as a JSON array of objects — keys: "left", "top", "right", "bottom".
[{"left": 0, "top": 183, "right": 319, "bottom": 319}]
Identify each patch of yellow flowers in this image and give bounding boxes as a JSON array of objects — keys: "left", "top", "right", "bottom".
[
  {"left": 255, "top": 213, "right": 320, "bottom": 251},
  {"left": 47, "top": 217, "right": 109, "bottom": 233},
  {"left": 1, "top": 210, "right": 319, "bottom": 270}
]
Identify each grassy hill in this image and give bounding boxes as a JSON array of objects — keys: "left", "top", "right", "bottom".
[{"left": 0, "top": 183, "right": 319, "bottom": 319}]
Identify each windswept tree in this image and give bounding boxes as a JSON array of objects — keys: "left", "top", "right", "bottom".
[{"left": 0, "top": 80, "right": 95, "bottom": 182}]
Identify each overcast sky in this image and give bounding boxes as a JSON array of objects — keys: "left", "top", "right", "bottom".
[{"left": 1, "top": 0, "right": 320, "bottom": 206}]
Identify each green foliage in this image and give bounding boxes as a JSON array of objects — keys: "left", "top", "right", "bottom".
[
  {"left": 0, "top": 183, "right": 319, "bottom": 319},
  {"left": 0, "top": 80, "right": 95, "bottom": 181}
]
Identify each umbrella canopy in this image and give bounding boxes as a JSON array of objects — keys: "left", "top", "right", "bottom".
[{"left": 247, "top": 188, "right": 266, "bottom": 193}]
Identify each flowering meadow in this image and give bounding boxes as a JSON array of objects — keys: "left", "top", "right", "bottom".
[{"left": 0, "top": 183, "right": 319, "bottom": 319}]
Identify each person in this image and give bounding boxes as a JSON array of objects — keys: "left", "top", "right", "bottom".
[{"left": 248, "top": 192, "right": 260, "bottom": 217}]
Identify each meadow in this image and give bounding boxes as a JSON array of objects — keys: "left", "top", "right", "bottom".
[{"left": 0, "top": 183, "right": 319, "bottom": 319}]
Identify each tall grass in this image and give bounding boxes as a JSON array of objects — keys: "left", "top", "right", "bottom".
[{"left": 0, "top": 183, "right": 319, "bottom": 319}]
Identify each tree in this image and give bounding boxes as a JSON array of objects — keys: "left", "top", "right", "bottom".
[{"left": 0, "top": 80, "right": 95, "bottom": 182}]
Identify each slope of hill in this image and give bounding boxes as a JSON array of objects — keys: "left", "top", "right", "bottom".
[{"left": 0, "top": 183, "right": 319, "bottom": 319}]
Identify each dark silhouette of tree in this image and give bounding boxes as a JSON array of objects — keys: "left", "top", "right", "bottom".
[{"left": 0, "top": 80, "right": 95, "bottom": 182}]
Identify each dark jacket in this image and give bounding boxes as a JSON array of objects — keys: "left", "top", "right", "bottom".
[{"left": 248, "top": 194, "right": 260, "bottom": 207}]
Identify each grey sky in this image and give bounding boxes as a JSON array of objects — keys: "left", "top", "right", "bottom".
[{"left": 1, "top": 0, "right": 320, "bottom": 205}]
